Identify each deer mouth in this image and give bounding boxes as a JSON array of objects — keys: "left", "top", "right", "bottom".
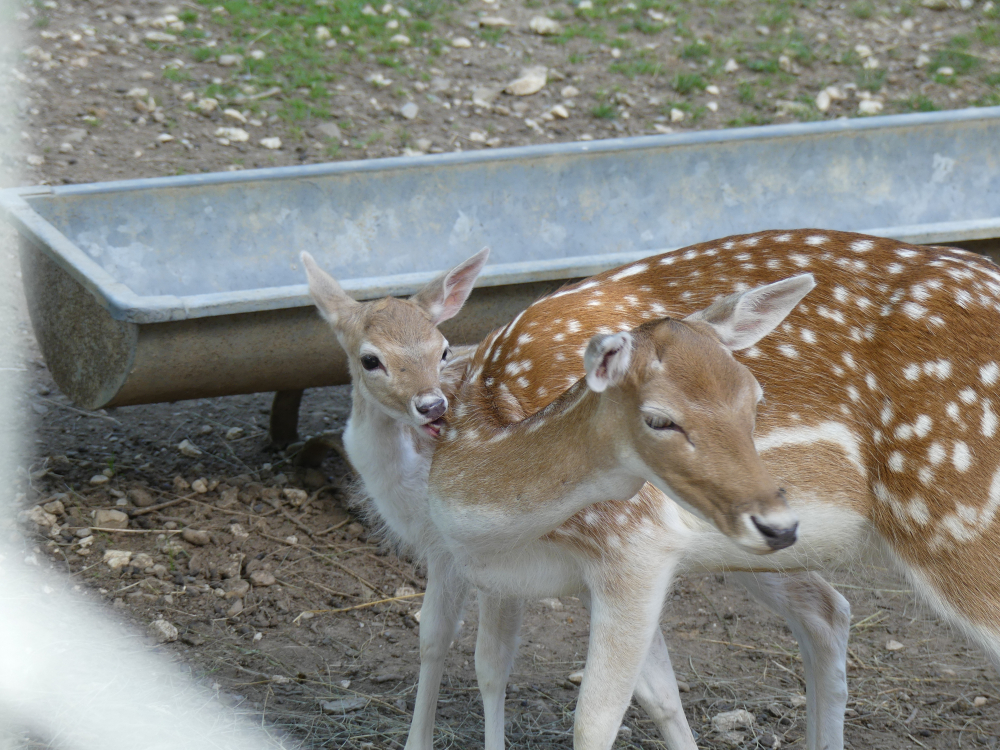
[{"left": 420, "top": 417, "right": 446, "bottom": 438}]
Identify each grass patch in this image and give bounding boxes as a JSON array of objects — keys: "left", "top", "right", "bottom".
[
  {"left": 856, "top": 67, "right": 887, "bottom": 92},
  {"left": 746, "top": 57, "right": 779, "bottom": 74},
  {"left": 976, "top": 22, "right": 1000, "bottom": 47},
  {"left": 898, "top": 94, "right": 939, "bottom": 112},
  {"left": 610, "top": 56, "right": 664, "bottom": 77},
  {"left": 728, "top": 112, "right": 772, "bottom": 127},
  {"left": 680, "top": 40, "right": 711, "bottom": 60},
  {"left": 591, "top": 102, "right": 618, "bottom": 119},
  {"left": 163, "top": 67, "right": 192, "bottom": 82},
  {"left": 672, "top": 72, "right": 706, "bottom": 94},
  {"left": 737, "top": 80, "right": 757, "bottom": 105},
  {"left": 478, "top": 27, "right": 506, "bottom": 44},
  {"left": 850, "top": 1, "right": 875, "bottom": 20},
  {"left": 986, "top": 72, "right": 1000, "bottom": 87},
  {"left": 976, "top": 92, "right": 1000, "bottom": 106},
  {"left": 554, "top": 23, "right": 607, "bottom": 45}
]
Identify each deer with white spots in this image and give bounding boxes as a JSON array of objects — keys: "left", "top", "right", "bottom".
[
  {"left": 426, "top": 227, "right": 1000, "bottom": 749},
  {"left": 304, "top": 250, "right": 835, "bottom": 750}
]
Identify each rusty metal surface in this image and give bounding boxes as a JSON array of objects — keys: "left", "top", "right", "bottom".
[{"left": 2, "top": 109, "right": 999, "bottom": 409}]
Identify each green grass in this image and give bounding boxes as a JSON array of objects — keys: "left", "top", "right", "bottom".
[
  {"left": 163, "top": 67, "right": 192, "bottom": 82},
  {"left": 591, "top": 102, "right": 618, "bottom": 119},
  {"left": 681, "top": 40, "right": 711, "bottom": 59},
  {"left": 746, "top": 57, "right": 779, "bottom": 73},
  {"left": 850, "top": 1, "right": 875, "bottom": 20},
  {"left": 856, "top": 67, "right": 887, "bottom": 92},
  {"left": 976, "top": 22, "right": 1000, "bottom": 47},
  {"left": 737, "top": 80, "right": 757, "bottom": 105},
  {"left": 898, "top": 94, "right": 939, "bottom": 112},
  {"left": 672, "top": 72, "right": 706, "bottom": 94},
  {"left": 986, "top": 72, "right": 1000, "bottom": 87},
  {"left": 610, "top": 56, "right": 664, "bottom": 77},
  {"left": 728, "top": 112, "right": 772, "bottom": 127}
]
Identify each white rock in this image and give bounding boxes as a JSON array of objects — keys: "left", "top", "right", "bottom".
[
  {"left": 712, "top": 709, "right": 755, "bottom": 733},
  {"left": 959, "top": 0, "right": 974, "bottom": 7},
  {"left": 283, "top": 488, "right": 309, "bottom": 506},
  {"left": 886, "top": 639, "right": 905, "bottom": 651},
  {"left": 259, "top": 136, "right": 282, "bottom": 149},
  {"left": 974, "top": 696, "right": 988, "bottom": 707},
  {"left": 540, "top": 597, "right": 564, "bottom": 609},
  {"left": 315, "top": 25, "right": 331, "bottom": 40},
  {"left": 901, "top": 18, "right": 915, "bottom": 31},
  {"left": 916, "top": 53, "right": 932, "bottom": 68},
  {"left": 94, "top": 509, "right": 129, "bottom": 529},
  {"left": 471, "top": 86, "right": 500, "bottom": 107},
  {"left": 825, "top": 85, "right": 847, "bottom": 100},
  {"left": 197, "top": 97, "right": 219, "bottom": 113},
  {"left": 215, "top": 127, "right": 250, "bottom": 143},
  {"left": 550, "top": 104, "right": 569, "bottom": 118},
  {"left": 386, "top": 19, "right": 399, "bottom": 30},
  {"left": 561, "top": 85, "right": 580, "bottom": 98},
  {"left": 468, "top": 131, "right": 486, "bottom": 142},
  {"left": 394, "top": 585, "right": 417, "bottom": 598},
  {"left": 706, "top": 101, "right": 718, "bottom": 112},
  {"left": 400, "top": 101, "right": 419, "bottom": 119},
  {"left": 223, "top": 108, "right": 247, "bottom": 123},
  {"left": 362, "top": 3, "right": 377, "bottom": 14},
  {"left": 653, "top": 124, "right": 674, "bottom": 134},
  {"left": 452, "top": 36, "right": 472, "bottom": 48},
  {"left": 58, "top": 142, "right": 73, "bottom": 153},
  {"left": 225, "top": 426, "right": 244, "bottom": 440},
  {"left": 218, "top": 54, "right": 243, "bottom": 67},
  {"left": 321, "top": 697, "right": 368, "bottom": 714},
  {"left": 816, "top": 90, "right": 832, "bottom": 112},
  {"left": 25, "top": 506, "right": 57, "bottom": 528},
  {"left": 103, "top": 550, "right": 132, "bottom": 570},
  {"left": 367, "top": 72, "right": 392, "bottom": 87},
  {"left": 250, "top": 49, "right": 266, "bottom": 60},
  {"left": 26, "top": 154, "right": 45, "bottom": 166},
  {"left": 156, "top": 133, "right": 175, "bottom": 143},
  {"left": 936, "top": 66, "right": 955, "bottom": 76},
  {"left": 89, "top": 474, "right": 110, "bottom": 486},
  {"left": 506, "top": 66, "right": 547, "bottom": 96},
  {"left": 229, "top": 523, "right": 249, "bottom": 540},
  {"left": 249, "top": 569, "right": 276, "bottom": 587},
  {"left": 611, "top": 48, "right": 621, "bottom": 58},
  {"left": 149, "top": 619, "right": 179, "bottom": 643},
  {"left": 144, "top": 31, "right": 177, "bottom": 43},
  {"left": 858, "top": 99, "right": 883, "bottom": 115},
  {"left": 480, "top": 16, "right": 513, "bottom": 27},
  {"left": 706, "top": 84, "right": 720, "bottom": 95},
  {"left": 567, "top": 670, "right": 584, "bottom": 685},
  {"left": 390, "top": 34, "right": 410, "bottom": 45},
  {"left": 191, "top": 478, "right": 209, "bottom": 494},
  {"left": 529, "top": 16, "right": 561, "bottom": 35},
  {"left": 177, "top": 438, "right": 203, "bottom": 457},
  {"left": 415, "top": 138, "right": 433, "bottom": 151},
  {"left": 340, "top": 25, "right": 352, "bottom": 36},
  {"left": 724, "top": 58, "right": 739, "bottom": 73},
  {"left": 578, "top": 0, "right": 593, "bottom": 8},
  {"left": 854, "top": 44, "right": 873, "bottom": 58},
  {"left": 126, "top": 86, "right": 149, "bottom": 99},
  {"left": 670, "top": 107, "right": 685, "bottom": 122}
]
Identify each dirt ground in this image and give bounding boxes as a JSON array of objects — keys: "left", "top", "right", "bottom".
[{"left": 3, "top": 0, "right": 1000, "bottom": 747}]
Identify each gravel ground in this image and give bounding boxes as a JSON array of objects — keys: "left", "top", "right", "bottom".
[{"left": 2, "top": 0, "right": 1000, "bottom": 748}]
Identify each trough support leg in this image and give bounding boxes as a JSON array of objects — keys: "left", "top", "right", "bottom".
[{"left": 270, "top": 389, "right": 304, "bottom": 448}]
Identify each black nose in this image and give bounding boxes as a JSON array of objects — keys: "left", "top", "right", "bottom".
[
  {"left": 416, "top": 397, "right": 446, "bottom": 421},
  {"left": 751, "top": 516, "right": 798, "bottom": 551}
]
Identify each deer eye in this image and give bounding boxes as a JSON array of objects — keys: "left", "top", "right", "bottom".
[
  {"left": 441, "top": 347, "right": 451, "bottom": 362},
  {"left": 644, "top": 414, "right": 680, "bottom": 432},
  {"left": 360, "top": 354, "right": 381, "bottom": 372}
]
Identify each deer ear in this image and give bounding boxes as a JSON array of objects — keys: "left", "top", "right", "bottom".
[
  {"left": 584, "top": 332, "right": 634, "bottom": 392},
  {"left": 411, "top": 247, "right": 490, "bottom": 324},
  {"left": 684, "top": 273, "right": 815, "bottom": 351},
  {"left": 302, "top": 251, "right": 358, "bottom": 327}
]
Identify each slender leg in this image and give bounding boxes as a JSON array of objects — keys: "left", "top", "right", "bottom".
[
  {"left": 732, "top": 571, "right": 850, "bottom": 750},
  {"left": 574, "top": 562, "right": 678, "bottom": 750},
  {"left": 404, "top": 555, "right": 471, "bottom": 750},
  {"left": 269, "top": 389, "right": 304, "bottom": 448},
  {"left": 632, "top": 628, "right": 700, "bottom": 750},
  {"left": 475, "top": 593, "right": 525, "bottom": 750}
]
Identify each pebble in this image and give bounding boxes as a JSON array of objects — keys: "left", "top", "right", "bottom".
[
  {"left": 529, "top": 16, "right": 561, "bottom": 35},
  {"left": 229, "top": 522, "right": 249, "bottom": 540},
  {"left": 144, "top": 31, "right": 177, "bottom": 43},
  {"left": 706, "top": 101, "right": 718, "bottom": 112},
  {"left": 816, "top": 90, "right": 832, "bottom": 112},
  {"left": 670, "top": 108, "right": 685, "bottom": 122},
  {"left": 452, "top": 36, "right": 472, "bottom": 48},
  {"left": 215, "top": 127, "right": 250, "bottom": 143},
  {"left": 390, "top": 34, "right": 410, "bottom": 45},
  {"left": 550, "top": 104, "right": 569, "bottom": 119},
  {"left": 561, "top": 85, "right": 580, "bottom": 98},
  {"left": 506, "top": 66, "right": 547, "bottom": 96},
  {"left": 974, "top": 696, "right": 988, "bottom": 707},
  {"left": 472, "top": 86, "right": 500, "bottom": 107},
  {"left": 936, "top": 66, "right": 954, "bottom": 76},
  {"left": 617, "top": 726, "right": 632, "bottom": 739},
  {"left": 315, "top": 25, "right": 331, "bottom": 40},
  {"left": 468, "top": 131, "right": 486, "bottom": 142},
  {"left": 191, "top": 478, "right": 209, "bottom": 494},
  {"left": 567, "top": 670, "right": 584, "bottom": 685},
  {"left": 415, "top": 138, "right": 432, "bottom": 151},
  {"left": 373, "top": 672, "right": 403, "bottom": 683},
  {"left": 177, "top": 439, "right": 202, "bottom": 457},
  {"left": 103, "top": 549, "right": 133, "bottom": 570},
  {"left": 42, "top": 499, "right": 65, "bottom": 516},
  {"left": 132, "top": 552, "right": 153, "bottom": 569},
  {"left": 224, "top": 426, "right": 245, "bottom": 440},
  {"left": 400, "top": 102, "right": 419, "bottom": 119},
  {"left": 182, "top": 528, "right": 211, "bottom": 546},
  {"left": 886, "top": 639, "right": 905, "bottom": 651},
  {"left": 540, "top": 597, "right": 564, "bottom": 610},
  {"left": 224, "top": 578, "right": 251, "bottom": 598},
  {"left": 712, "top": 709, "right": 754, "bottom": 733},
  {"left": 789, "top": 695, "right": 808, "bottom": 707},
  {"left": 259, "top": 137, "right": 282, "bottom": 149},
  {"left": 26, "top": 154, "right": 45, "bottom": 166},
  {"left": 676, "top": 680, "right": 690, "bottom": 692},
  {"left": 94, "top": 509, "right": 128, "bottom": 529},
  {"left": 64, "top": 128, "right": 88, "bottom": 143},
  {"left": 283, "top": 488, "right": 309, "bottom": 506},
  {"left": 226, "top": 599, "right": 244, "bottom": 618},
  {"left": 480, "top": 16, "right": 513, "bottom": 27},
  {"left": 149, "top": 619, "right": 179, "bottom": 643},
  {"left": 217, "top": 54, "right": 243, "bottom": 67},
  {"left": 249, "top": 570, "right": 276, "bottom": 587},
  {"left": 25, "top": 506, "right": 56, "bottom": 528},
  {"left": 223, "top": 108, "right": 247, "bottom": 124},
  {"left": 320, "top": 697, "right": 367, "bottom": 714},
  {"left": 858, "top": 99, "right": 884, "bottom": 115},
  {"left": 156, "top": 134, "right": 174, "bottom": 143},
  {"left": 345, "top": 522, "right": 364, "bottom": 540},
  {"left": 197, "top": 97, "right": 219, "bottom": 113},
  {"left": 724, "top": 58, "right": 739, "bottom": 73}
]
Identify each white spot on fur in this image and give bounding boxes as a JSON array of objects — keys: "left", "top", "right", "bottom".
[
  {"left": 960, "top": 388, "right": 978, "bottom": 405},
  {"left": 983, "top": 399, "right": 998, "bottom": 438},
  {"left": 914, "top": 414, "right": 932, "bottom": 438},
  {"left": 850, "top": 239, "right": 874, "bottom": 253},
  {"left": 800, "top": 328, "right": 817, "bottom": 344},
  {"left": 903, "top": 364, "right": 920, "bottom": 381},
  {"left": 928, "top": 442, "right": 946, "bottom": 465},
  {"left": 953, "top": 441, "right": 972, "bottom": 472},
  {"left": 757, "top": 422, "right": 865, "bottom": 475},
  {"left": 888, "top": 452, "right": 905, "bottom": 472},
  {"left": 805, "top": 235, "right": 828, "bottom": 246},
  {"left": 946, "top": 402, "right": 961, "bottom": 421},
  {"left": 833, "top": 286, "right": 849, "bottom": 303},
  {"left": 895, "top": 424, "right": 914, "bottom": 440},
  {"left": 902, "top": 302, "right": 927, "bottom": 320},
  {"left": 981, "top": 362, "right": 999, "bottom": 385},
  {"left": 567, "top": 320, "right": 582, "bottom": 333},
  {"left": 610, "top": 263, "right": 649, "bottom": 282},
  {"left": 778, "top": 345, "right": 798, "bottom": 359}
]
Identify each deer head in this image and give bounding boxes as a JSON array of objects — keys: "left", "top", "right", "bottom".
[
  {"left": 583, "top": 274, "right": 816, "bottom": 553},
  {"left": 302, "top": 248, "right": 490, "bottom": 437}
]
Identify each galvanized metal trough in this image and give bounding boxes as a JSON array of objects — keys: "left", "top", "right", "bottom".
[{"left": 3, "top": 108, "right": 999, "bottom": 442}]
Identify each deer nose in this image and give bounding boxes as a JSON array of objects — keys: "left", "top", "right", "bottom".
[
  {"left": 415, "top": 396, "right": 447, "bottom": 421},
  {"left": 751, "top": 516, "right": 799, "bottom": 551}
]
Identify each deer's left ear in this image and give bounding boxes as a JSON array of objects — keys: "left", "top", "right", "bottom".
[
  {"left": 584, "top": 332, "right": 634, "bottom": 392},
  {"left": 684, "top": 273, "right": 815, "bottom": 351},
  {"left": 411, "top": 247, "right": 490, "bottom": 324}
]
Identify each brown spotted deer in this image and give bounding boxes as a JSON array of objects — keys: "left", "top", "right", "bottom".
[
  {"left": 426, "top": 228, "right": 1000, "bottom": 749},
  {"left": 303, "top": 251, "right": 833, "bottom": 750}
]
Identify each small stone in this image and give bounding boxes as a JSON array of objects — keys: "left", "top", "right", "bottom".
[
  {"left": 149, "top": 619, "right": 179, "bottom": 643},
  {"left": 249, "top": 49, "right": 266, "bottom": 60},
  {"left": 156, "top": 133, "right": 175, "bottom": 143},
  {"left": 259, "top": 136, "right": 282, "bottom": 149},
  {"left": 226, "top": 598, "right": 244, "bottom": 618},
  {"left": 224, "top": 426, "right": 245, "bottom": 440},
  {"left": 94, "top": 509, "right": 128, "bottom": 529},
  {"left": 321, "top": 697, "right": 367, "bottom": 714},
  {"left": 529, "top": 16, "right": 561, "bottom": 35},
  {"left": 561, "top": 85, "right": 580, "bottom": 98},
  {"left": 132, "top": 552, "right": 153, "bottom": 569},
  {"left": 42, "top": 499, "right": 65, "bottom": 516},
  {"left": 706, "top": 101, "right": 718, "bottom": 112},
  {"left": 974, "top": 696, "right": 988, "bottom": 707},
  {"left": 936, "top": 66, "right": 955, "bottom": 76},
  {"left": 182, "top": 528, "right": 211, "bottom": 546},
  {"left": 451, "top": 36, "right": 472, "bottom": 48},
  {"left": 480, "top": 16, "right": 513, "bottom": 27},
  {"left": 224, "top": 578, "right": 251, "bottom": 598},
  {"left": 215, "top": 127, "right": 250, "bottom": 143},
  {"left": 471, "top": 86, "right": 501, "bottom": 107},
  {"left": 177, "top": 439, "right": 203, "bottom": 457},
  {"left": 316, "top": 122, "right": 342, "bottom": 141},
  {"left": 706, "top": 84, "right": 721, "bottom": 96},
  {"left": 103, "top": 549, "right": 132, "bottom": 569},
  {"left": 670, "top": 107, "right": 685, "bottom": 122},
  {"left": 197, "top": 97, "right": 219, "bottom": 113},
  {"left": 223, "top": 108, "right": 247, "bottom": 124},
  {"left": 415, "top": 138, "right": 432, "bottom": 151},
  {"left": 540, "top": 597, "right": 564, "bottom": 610},
  {"left": 283, "top": 488, "right": 309, "bottom": 506},
  {"left": 886, "top": 639, "right": 905, "bottom": 651},
  {"left": 855, "top": 44, "right": 873, "bottom": 58},
  {"left": 390, "top": 34, "right": 410, "bottom": 45},
  {"left": 345, "top": 522, "right": 364, "bottom": 540},
  {"left": 144, "top": 31, "right": 177, "bottom": 43},
  {"left": 400, "top": 102, "right": 419, "bottom": 119},
  {"left": 340, "top": 25, "right": 352, "bottom": 36},
  {"left": 676, "top": 680, "right": 690, "bottom": 692},
  {"left": 816, "top": 89, "right": 832, "bottom": 112},
  {"left": 373, "top": 673, "right": 404, "bottom": 683},
  {"left": 550, "top": 104, "right": 569, "bottom": 119},
  {"left": 250, "top": 570, "right": 276, "bottom": 587},
  {"left": 64, "top": 128, "right": 88, "bottom": 143},
  {"left": 468, "top": 131, "right": 486, "bottom": 142},
  {"left": 58, "top": 142, "right": 73, "bottom": 153},
  {"left": 617, "top": 726, "right": 632, "bottom": 739},
  {"left": 26, "top": 154, "right": 45, "bottom": 167},
  {"left": 315, "top": 25, "right": 331, "bottom": 40},
  {"left": 229, "top": 522, "right": 249, "bottom": 540},
  {"left": 25, "top": 506, "right": 56, "bottom": 528},
  {"left": 712, "top": 709, "right": 755, "bottom": 733},
  {"left": 724, "top": 58, "right": 739, "bottom": 73},
  {"left": 915, "top": 53, "right": 932, "bottom": 68},
  {"left": 191, "top": 478, "right": 209, "bottom": 494},
  {"left": 567, "top": 670, "right": 584, "bottom": 685},
  {"left": 506, "top": 66, "right": 547, "bottom": 96},
  {"left": 858, "top": 99, "right": 883, "bottom": 115},
  {"left": 218, "top": 54, "right": 243, "bottom": 67},
  {"left": 789, "top": 695, "right": 808, "bottom": 707}
]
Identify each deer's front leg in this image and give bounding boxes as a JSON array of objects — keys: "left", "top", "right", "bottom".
[
  {"left": 732, "top": 571, "right": 849, "bottom": 750},
  {"left": 475, "top": 592, "right": 525, "bottom": 750},
  {"left": 632, "top": 627, "right": 700, "bottom": 750},
  {"left": 574, "top": 563, "right": 678, "bottom": 750},
  {"left": 404, "top": 555, "right": 471, "bottom": 750}
]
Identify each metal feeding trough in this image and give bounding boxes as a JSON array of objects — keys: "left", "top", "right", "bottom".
[{"left": 2, "top": 107, "right": 999, "bottom": 443}]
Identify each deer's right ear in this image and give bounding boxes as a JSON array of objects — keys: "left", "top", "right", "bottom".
[
  {"left": 302, "top": 251, "right": 358, "bottom": 327},
  {"left": 411, "top": 247, "right": 490, "bottom": 324},
  {"left": 584, "top": 332, "right": 634, "bottom": 392}
]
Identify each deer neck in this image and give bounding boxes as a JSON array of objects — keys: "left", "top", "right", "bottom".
[
  {"left": 429, "top": 381, "right": 647, "bottom": 554},
  {"left": 343, "top": 385, "right": 436, "bottom": 546}
]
